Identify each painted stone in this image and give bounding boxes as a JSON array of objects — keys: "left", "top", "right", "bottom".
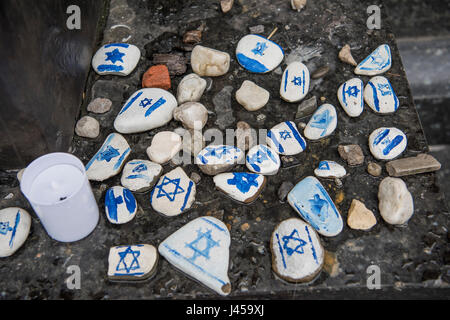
[
  {"left": 236, "top": 34, "right": 284, "bottom": 73},
  {"left": 287, "top": 176, "right": 344, "bottom": 237},
  {"left": 304, "top": 104, "right": 337, "bottom": 140},
  {"left": 0, "top": 208, "right": 31, "bottom": 258},
  {"left": 173, "top": 102, "right": 208, "bottom": 130},
  {"left": 337, "top": 78, "right": 364, "bottom": 117},
  {"left": 177, "top": 74, "right": 207, "bottom": 104},
  {"left": 120, "top": 160, "right": 162, "bottom": 193},
  {"left": 86, "top": 133, "right": 131, "bottom": 182},
  {"left": 105, "top": 186, "right": 137, "bottom": 225},
  {"left": 114, "top": 88, "right": 178, "bottom": 134},
  {"left": 246, "top": 144, "right": 281, "bottom": 175},
  {"left": 158, "top": 217, "right": 232, "bottom": 296},
  {"left": 236, "top": 80, "right": 270, "bottom": 111},
  {"left": 213, "top": 172, "right": 266, "bottom": 203},
  {"left": 378, "top": 177, "right": 414, "bottom": 225},
  {"left": 314, "top": 161, "right": 346, "bottom": 179},
  {"left": 196, "top": 145, "right": 244, "bottom": 176},
  {"left": 271, "top": 218, "right": 324, "bottom": 283},
  {"left": 355, "top": 44, "right": 392, "bottom": 76},
  {"left": 92, "top": 43, "right": 141, "bottom": 76},
  {"left": 266, "top": 121, "right": 307, "bottom": 155},
  {"left": 108, "top": 244, "right": 158, "bottom": 281},
  {"left": 150, "top": 167, "right": 196, "bottom": 217},
  {"left": 280, "top": 62, "right": 310, "bottom": 102},
  {"left": 191, "top": 45, "right": 230, "bottom": 77},
  {"left": 369, "top": 127, "right": 407, "bottom": 160},
  {"left": 146, "top": 131, "right": 182, "bottom": 164},
  {"left": 364, "top": 76, "right": 399, "bottom": 114}
]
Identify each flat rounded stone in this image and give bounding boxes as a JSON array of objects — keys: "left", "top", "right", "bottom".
[
  {"left": 287, "top": 176, "right": 344, "bottom": 237},
  {"left": 236, "top": 34, "right": 284, "bottom": 73},
  {"left": 378, "top": 177, "right": 414, "bottom": 225},
  {"left": 314, "top": 160, "right": 346, "bottom": 178},
  {"left": 114, "top": 88, "right": 178, "bottom": 134},
  {"left": 0, "top": 208, "right": 31, "bottom": 258},
  {"left": 75, "top": 116, "right": 100, "bottom": 139},
  {"left": 177, "top": 73, "right": 207, "bottom": 104},
  {"left": 92, "top": 43, "right": 141, "bottom": 76},
  {"left": 120, "top": 160, "right": 163, "bottom": 193},
  {"left": 150, "top": 167, "right": 196, "bottom": 217},
  {"left": 108, "top": 244, "right": 158, "bottom": 281},
  {"left": 271, "top": 218, "right": 324, "bottom": 283},
  {"left": 304, "top": 104, "right": 337, "bottom": 140},
  {"left": 191, "top": 45, "right": 230, "bottom": 77},
  {"left": 337, "top": 78, "right": 364, "bottom": 117},
  {"left": 196, "top": 145, "right": 244, "bottom": 176},
  {"left": 158, "top": 217, "right": 232, "bottom": 296},
  {"left": 87, "top": 98, "right": 112, "bottom": 114},
  {"left": 246, "top": 144, "right": 281, "bottom": 175},
  {"left": 236, "top": 80, "right": 270, "bottom": 111},
  {"left": 86, "top": 133, "right": 131, "bottom": 182},
  {"left": 173, "top": 102, "right": 208, "bottom": 130},
  {"left": 355, "top": 44, "right": 392, "bottom": 76},
  {"left": 364, "top": 76, "right": 399, "bottom": 114},
  {"left": 147, "top": 131, "right": 182, "bottom": 164},
  {"left": 266, "top": 121, "right": 307, "bottom": 155},
  {"left": 280, "top": 61, "right": 310, "bottom": 102},
  {"left": 369, "top": 127, "right": 407, "bottom": 160},
  {"left": 105, "top": 186, "right": 137, "bottom": 224},
  {"left": 214, "top": 172, "right": 266, "bottom": 203}
]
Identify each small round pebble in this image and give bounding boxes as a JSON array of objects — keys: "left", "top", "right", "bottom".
[
  {"left": 190, "top": 172, "right": 202, "bottom": 184},
  {"left": 367, "top": 162, "right": 382, "bottom": 176},
  {"left": 87, "top": 98, "right": 112, "bottom": 114},
  {"left": 75, "top": 116, "right": 100, "bottom": 139}
]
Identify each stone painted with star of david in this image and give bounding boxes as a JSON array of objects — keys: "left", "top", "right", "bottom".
[
  {"left": 150, "top": 167, "right": 196, "bottom": 217},
  {"left": 369, "top": 127, "right": 407, "bottom": 160},
  {"left": 92, "top": 43, "right": 141, "bottom": 76},
  {"left": 337, "top": 78, "right": 364, "bottom": 117},
  {"left": 105, "top": 186, "right": 137, "bottom": 225},
  {"left": 196, "top": 145, "right": 245, "bottom": 176},
  {"left": 364, "top": 76, "right": 399, "bottom": 114},
  {"left": 158, "top": 216, "right": 231, "bottom": 296},
  {"left": 266, "top": 121, "right": 307, "bottom": 156},
  {"left": 304, "top": 104, "right": 338, "bottom": 141},
  {"left": 355, "top": 44, "right": 392, "bottom": 76},
  {"left": 108, "top": 244, "right": 158, "bottom": 281},
  {"left": 246, "top": 144, "right": 280, "bottom": 175},
  {"left": 213, "top": 172, "right": 266, "bottom": 204},
  {"left": 270, "top": 218, "right": 324, "bottom": 283},
  {"left": 236, "top": 34, "right": 284, "bottom": 73},
  {"left": 287, "top": 176, "right": 343, "bottom": 237},
  {"left": 280, "top": 61, "right": 310, "bottom": 103},
  {"left": 0, "top": 207, "right": 31, "bottom": 258},
  {"left": 314, "top": 160, "right": 346, "bottom": 179},
  {"left": 114, "top": 88, "right": 178, "bottom": 134},
  {"left": 121, "top": 160, "right": 162, "bottom": 193},
  {"left": 86, "top": 133, "right": 131, "bottom": 182}
]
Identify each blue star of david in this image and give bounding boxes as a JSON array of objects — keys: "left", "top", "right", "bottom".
[
  {"left": 186, "top": 229, "right": 220, "bottom": 263},
  {"left": 282, "top": 229, "right": 307, "bottom": 256},
  {"left": 345, "top": 85, "right": 360, "bottom": 97},
  {"left": 204, "top": 146, "right": 233, "bottom": 159},
  {"left": 369, "top": 50, "right": 385, "bottom": 67},
  {"left": 291, "top": 76, "right": 303, "bottom": 87},
  {"left": 0, "top": 222, "right": 12, "bottom": 236},
  {"left": 116, "top": 246, "right": 141, "bottom": 274},
  {"left": 132, "top": 163, "right": 148, "bottom": 173},
  {"left": 279, "top": 130, "right": 292, "bottom": 140},
  {"left": 310, "top": 109, "right": 334, "bottom": 137},
  {"left": 98, "top": 145, "right": 120, "bottom": 162},
  {"left": 318, "top": 161, "right": 330, "bottom": 170},
  {"left": 140, "top": 98, "right": 153, "bottom": 108},
  {"left": 251, "top": 42, "right": 268, "bottom": 56},
  {"left": 227, "top": 172, "right": 259, "bottom": 194},
  {"left": 105, "top": 49, "right": 126, "bottom": 64},
  {"left": 248, "top": 149, "right": 269, "bottom": 164},
  {"left": 155, "top": 177, "right": 185, "bottom": 202},
  {"left": 377, "top": 83, "right": 392, "bottom": 96}
]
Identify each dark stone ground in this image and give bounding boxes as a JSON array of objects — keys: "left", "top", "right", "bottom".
[{"left": 0, "top": 0, "right": 449, "bottom": 299}]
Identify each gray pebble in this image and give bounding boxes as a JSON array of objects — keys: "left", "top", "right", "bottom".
[{"left": 278, "top": 181, "right": 294, "bottom": 202}]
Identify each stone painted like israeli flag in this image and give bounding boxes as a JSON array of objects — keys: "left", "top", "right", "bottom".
[
  {"left": 304, "top": 104, "right": 338, "bottom": 141},
  {"left": 236, "top": 34, "right": 284, "bottom": 73},
  {"left": 121, "top": 160, "right": 163, "bottom": 193},
  {"left": 287, "top": 176, "right": 343, "bottom": 237},
  {"left": 369, "top": 127, "right": 407, "bottom": 160},
  {"left": 337, "top": 78, "right": 364, "bottom": 117},
  {"left": 280, "top": 62, "right": 310, "bottom": 103},
  {"left": 266, "top": 121, "right": 307, "bottom": 156},
  {"left": 0, "top": 207, "right": 31, "bottom": 258},
  {"left": 108, "top": 244, "right": 158, "bottom": 281},
  {"left": 246, "top": 144, "right": 280, "bottom": 175},
  {"left": 92, "top": 43, "right": 141, "bottom": 76},
  {"left": 355, "top": 44, "right": 392, "bottom": 76},
  {"left": 314, "top": 161, "right": 347, "bottom": 179},
  {"left": 114, "top": 88, "right": 178, "bottom": 134},
  {"left": 105, "top": 186, "right": 137, "bottom": 225},
  {"left": 196, "top": 145, "right": 244, "bottom": 166},
  {"left": 364, "top": 76, "right": 399, "bottom": 114},
  {"left": 213, "top": 172, "right": 266, "bottom": 204},
  {"left": 159, "top": 217, "right": 232, "bottom": 296},
  {"left": 86, "top": 133, "right": 131, "bottom": 182}
]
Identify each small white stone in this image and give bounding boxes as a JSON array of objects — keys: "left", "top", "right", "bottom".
[
  {"left": 378, "top": 177, "right": 414, "bottom": 225},
  {"left": 280, "top": 61, "right": 310, "bottom": 103},
  {"left": 314, "top": 161, "right": 346, "bottom": 178},
  {"left": 213, "top": 172, "right": 266, "bottom": 203},
  {"left": 304, "top": 104, "right": 338, "bottom": 140},
  {"left": 191, "top": 45, "right": 230, "bottom": 77},
  {"left": 177, "top": 73, "right": 207, "bottom": 104},
  {"left": 364, "top": 76, "right": 399, "bottom": 114},
  {"left": 105, "top": 186, "right": 137, "bottom": 224},
  {"left": 75, "top": 116, "right": 100, "bottom": 139},
  {"left": 337, "top": 78, "right": 364, "bottom": 117},
  {"left": 147, "top": 131, "right": 182, "bottom": 164},
  {"left": 246, "top": 144, "right": 281, "bottom": 175},
  {"left": 121, "top": 160, "right": 163, "bottom": 192},
  {"left": 108, "top": 244, "right": 158, "bottom": 281},
  {"left": 92, "top": 43, "right": 141, "bottom": 76},
  {"left": 267, "top": 121, "right": 307, "bottom": 155},
  {"left": 355, "top": 44, "right": 392, "bottom": 76},
  {"left": 87, "top": 98, "right": 112, "bottom": 114},
  {"left": 0, "top": 208, "right": 31, "bottom": 258},
  {"left": 173, "top": 102, "right": 208, "bottom": 130},
  {"left": 196, "top": 145, "right": 245, "bottom": 176},
  {"left": 369, "top": 127, "right": 407, "bottom": 160},
  {"left": 235, "top": 80, "right": 270, "bottom": 111},
  {"left": 4, "top": 193, "right": 14, "bottom": 200}
]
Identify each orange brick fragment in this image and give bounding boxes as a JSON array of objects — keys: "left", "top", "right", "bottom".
[{"left": 142, "top": 65, "right": 171, "bottom": 90}]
